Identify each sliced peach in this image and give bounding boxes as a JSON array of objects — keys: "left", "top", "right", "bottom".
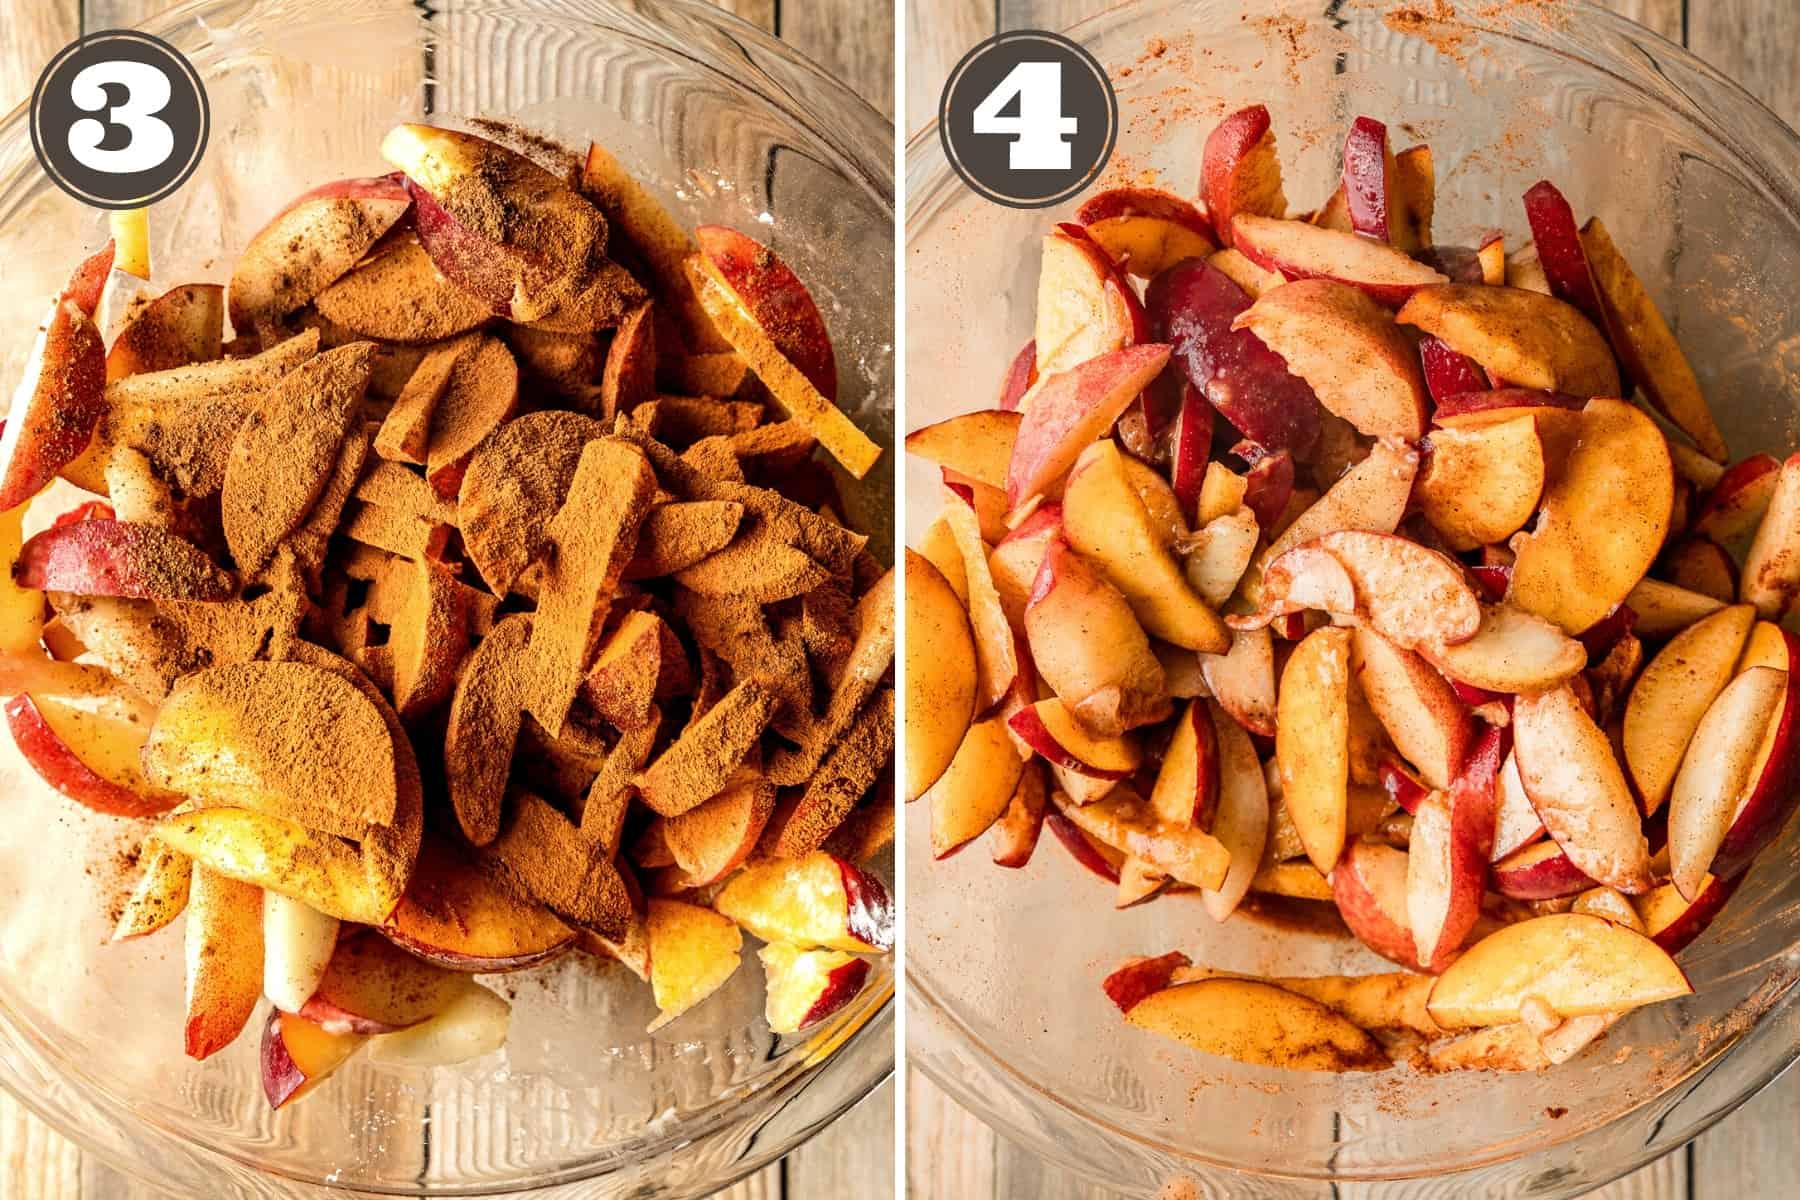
[
  {"left": 1232, "top": 214, "right": 1447, "bottom": 307},
  {"left": 15, "top": 519, "right": 231, "bottom": 601},
  {"left": 6, "top": 689, "right": 179, "bottom": 818},
  {"left": 1275, "top": 626, "right": 1352, "bottom": 873},
  {"left": 1086, "top": 214, "right": 1217, "bottom": 279},
  {"left": 300, "top": 931, "right": 467, "bottom": 1035},
  {"left": 1062, "top": 440, "right": 1228, "bottom": 652},
  {"left": 1199, "top": 626, "right": 1277, "bottom": 737},
  {"left": 927, "top": 716, "right": 1026, "bottom": 858},
  {"left": 1079, "top": 186, "right": 1215, "bottom": 241},
  {"left": 1049, "top": 789, "right": 1229, "bottom": 890},
  {"left": 1635, "top": 874, "right": 1739, "bottom": 955},
  {"left": 1628, "top": 577, "right": 1727, "bottom": 637},
  {"left": 1426, "top": 913, "right": 1689, "bottom": 1027},
  {"left": 1663, "top": 538, "right": 1736, "bottom": 603},
  {"left": 1741, "top": 454, "right": 1800, "bottom": 621},
  {"left": 365, "top": 984, "right": 511, "bottom": 1067},
  {"left": 1397, "top": 284, "right": 1620, "bottom": 399},
  {"left": 1351, "top": 627, "right": 1471, "bottom": 791},
  {"left": 645, "top": 898, "right": 743, "bottom": 1032},
  {"left": 1491, "top": 839, "right": 1593, "bottom": 901},
  {"left": 695, "top": 225, "right": 836, "bottom": 399},
  {"left": 1011, "top": 698, "right": 1141, "bottom": 780},
  {"left": 1520, "top": 181, "right": 1611, "bottom": 334},
  {"left": 941, "top": 484, "right": 1019, "bottom": 707},
  {"left": 760, "top": 943, "right": 871, "bottom": 1035},
  {"left": 714, "top": 852, "right": 894, "bottom": 953},
  {"left": 1126, "top": 978, "right": 1387, "bottom": 1072},
  {"left": 1332, "top": 840, "right": 1426, "bottom": 970},
  {"left": 1235, "top": 279, "right": 1426, "bottom": 438},
  {"left": 0, "top": 297, "right": 105, "bottom": 512},
  {"left": 903, "top": 548, "right": 978, "bottom": 800},
  {"left": 1513, "top": 684, "right": 1653, "bottom": 893},
  {"left": 229, "top": 175, "right": 411, "bottom": 330},
  {"left": 1422, "top": 603, "right": 1586, "bottom": 696},
  {"left": 1622, "top": 603, "right": 1755, "bottom": 813},
  {"left": 1031, "top": 225, "right": 1143, "bottom": 380},
  {"left": 1340, "top": 117, "right": 1402, "bottom": 244},
  {"left": 1692, "top": 453, "right": 1779, "bottom": 544},
  {"left": 990, "top": 761, "right": 1049, "bottom": 868},
  {"left": 1415, "top": 417, "right": 1545, "bottom": 552},
  {"left": 383, "top": 836, "right": 573, "bottom": 972},
  {"left": 1202, "top": 106, "right": 1287, "bottom": 250},
  {"left": 904, "top": 409, "right": 1019, "bottom": 490},
  {"left": 1580, "top": 216, "right": 1726, "bottom": 460},
  {"left": 1408, "top": 726, "right": 1506, "bottom": 969},
  {"left": 261, "top": 891, "right": 340, "bottom": 1014},
  {"left": 185, "top": 867, "right": 264, "bottom": 1060},
  {"left": 1102, "top": 951, "right": 1192, "bottom": 1013},
  {"left": 1667, "top": 665, "right": 1788, "bottom": 899},
  {"left": 1024, "top": 535, "right": 1169, "bottom": 735},
  {"left": 261, "top": 1010, "right": 366, "bottom": 1109},
  {"left": 112, "top": 839, "right": 192, "bottom": 941},
  {"left": 1199, "top": 702, "right": 1269, "bottom": 921},
  {"left": 998, "top": 339, "right": 1036, "bottom": 410},
  {"left": 1004, "top": 343, "right": 1171, "bottom": 508},
  {"left": 1253, "top": 437, "right": 1419, "bottom": 595},
  {"left": 1508, "top": 398, "right": 1673, "bottom": 634},
  {"left": 106, "top": 283, "right": 224, "bottom": 382}
]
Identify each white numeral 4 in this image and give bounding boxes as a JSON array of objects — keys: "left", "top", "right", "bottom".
[{"left": 971, "top": 61, "right": 1077, "bottom": 171}]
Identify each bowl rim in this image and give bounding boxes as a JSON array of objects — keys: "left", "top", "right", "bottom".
[
  {"left": 903, "top": 0, "right": 1800, "bottom": 1187},
  {"left": 0, "top": 0, "right": 895, "bottom": 1193}
]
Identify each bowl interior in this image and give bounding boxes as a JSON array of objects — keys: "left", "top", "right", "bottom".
[
  {"left": 906, "top": 1, "right": 1800, "bottom": 1192},
  {"left": 0, "top": 0, "right": 893, "bottom": 1194}
]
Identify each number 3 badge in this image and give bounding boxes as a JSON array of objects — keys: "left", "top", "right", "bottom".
[
  {"left": 30, "top": 30, "right": 209, "bottom": 210},
  {"left": 940, "top": 30, "right": 1117, "bottom": 210}
]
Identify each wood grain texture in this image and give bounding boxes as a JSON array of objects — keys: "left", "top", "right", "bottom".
[
  {"left": 903, "top": 0, "right": 1793, "bottom": 1197},
  {"left": 0, "top": 1, "right": 890, "bottom": 1198}
]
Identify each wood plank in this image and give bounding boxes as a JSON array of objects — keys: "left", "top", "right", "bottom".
[
  {"left": 904, "top": 0, "right": 989, "bottom": 138},
  {"left": 785, "top": 1078, "right": 895, "bottom": 1199},
  {"left": 0, "top": 0, "right": 77, "bottom": 113},
  {"left": 1596, "top": 0, "right": 1684, "bottom": 43},
  {"left": 1688, "top": 0, "right": 1800, "bottom": 126},
  {"left": 781, "top": 0, "right": 896, "bottom": 119},
  {"left": 713, "top": 0, "right": 778, "bottom": 31},
  {"left": 998, "top": 0, "right": 1092, "bottom": 33},
  {"left": 907, "top": 1070, "right": 997, "bottom": 1198}
]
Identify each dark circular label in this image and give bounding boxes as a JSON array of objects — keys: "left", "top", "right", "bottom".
[
  {"left": 30, "top": 30, "right": 210, "bottom": 210},
  {"left": 939, "top": 30, "right": 1117, "bottom": 210}
]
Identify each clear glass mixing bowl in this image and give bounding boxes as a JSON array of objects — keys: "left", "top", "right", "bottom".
[
  {"left": 0, "top": 0, "right": 893, "bottom": 1194},
  {"left": 905, "top": 2, "right": 1800, "bottom": 1195}
]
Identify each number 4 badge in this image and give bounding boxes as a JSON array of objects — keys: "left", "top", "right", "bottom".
[{"left": 972, "top": 62, "right": 1079, "bottom": 171}]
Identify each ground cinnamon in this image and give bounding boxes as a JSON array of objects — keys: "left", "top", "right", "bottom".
[
  {"left": 424, "top": 335, "right": 519, "bottom": 485},
  {"left": 624, "top": 500, "right": 743, "bottom": 578},
  {"left": 374, "top": 340, "right": 456, "bottom": 463},
  {"left": 340, "top": 499, "right": 454, "bottom": 561},
  {"left": 579, "top": 609, "right": 678, "bottom": 732},
  {"left": 580, "top": 713, "right": 659, "bottom": 852},
  {"left": 456, "top": 409, "right": 605, "bottom": 594},
  {"left": 314, "top": 241, "right": 492, "bottom": 345},
  {"left": 355, "top": 461, "right": 457, "bottom": 524},
  {"left": 506, "top": 325, "right": 602, "bottom": 398},
  {"left": 597, "top": 302, "right": 656, "bottom": 417},
  {"left": 646, "top": 395, "right": 761, "bottom": 445},
  {"left": 658, "top": 351, "right": 748, "bottom": 397},
  {"left": 728, "top": 419, "right": 817, "bottom": 473},
  {"left": 287, "top": 427, "right": 370, "bottom": 582},
  {"left": 760, "top": 687, "right": 893, "bottom": 858},
  {"left": 443, "top": 612, "right": 531, "bottom": 846},
  {"left": 481, "top": 788, "right": 632, "bottom": 939},
  {"left": 634, "top": 679, "right": 779, "bottom": 817}
]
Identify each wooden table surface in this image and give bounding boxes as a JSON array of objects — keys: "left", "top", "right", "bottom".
[
  {"left": 0, "top": 1, "right": 893, "bottom": 1198},
  {"left": 905, "top": 1, "right": 1800, "bottom": 1198}
]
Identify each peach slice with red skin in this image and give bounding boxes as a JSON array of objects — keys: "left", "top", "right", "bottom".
[
  {"left": 0, "top": 297, "right": 105, "bottom": 512},
  {"left": 1426, "top": 913, "right": 1690, "bottom": 1027},
  {"left": 759, "top": 943, "right": 871, "bottom": 1035},
  {"left": 1144, "top": 257, "right": 1320, "bottom": 457},
  {"left": 1740, "top": 454, "right": 1800, "bottom": 621},
  {"left": 1520, "top": 181, "right": 1611, "bottom": 334},
  {"left": 1078, "top": 187, "right": 1216, "bottom": 240},
  {"left": 300, "top": 931, "right": 470, "bottom": 1034},
  {"left": 1232, "top": 215, "right": 1448, "bottom": 308},
  {"left": 1010, "top": 698, "right": 1141, "bottom": 780},
  {"left": 106, "top": 283, "right": 224, "bottom": 382},
  {"left": 62, "top": 240, "right": 113, "bottom": 317},
  {"left": 1024, "top": 535, "right": 1169, "bottom": 737},
  {"left": 1045, "top": 810, "right": 1124, "bottom": 883},
  {"left": 1667, "top": 665, "right": 1792, "bottom": 898},
  {"left": 1085, "top": 215, "right": 1219, "bottom": 280},
  {"left": 1049, "top": 789, "right": 1230, "bottom": 891},
  {"left": 1032, "top": 224, "right": 1146, "bottom": 381},
  {"left": 383, "top": 837, "right": 572, "bottom": 972},
  {"left": 1351, "top": 627, "right": 1471, "bottom": 792},
  {"left": 1148, "top": 700, "right": 1220, "bottom": 829},
  {"left": 1201, "top": 105, "right": 1287, "bottom": 251},
  {"left": 1333, "top": 840, "right": 1429, "bottom": 970},
  {"left": 1692, "top": 454, "right": 1779, "bottom": 544},
  {"left": 1234, "top": 279, "right": 1427, "bottom": 439},
  {"left": 185, "top": 867, "right": 264, "bottom": 1060},
  {"left": 695, "top": 224, "right": 836, "bottom": 399},
  {"left": 1102, "top": 951, "right": 1192, "bottom": 1014},
  {"left": 1005, "top": 343, "right": 1170, "bottom": 509},
  {"left": 1199, "top": 627, "right": 1277, "bottom": 738},
  {"left": 1419, "top": 335, "right": 1489, "bottom": 404},
  {"left": 1397, "top": 284, "right": 1620, "bottom": 400},
  {"left": 1491, "top": 838, "right": 1595, "bottom": 900},
  {"left": 1622, "top": 603, "right": 1755, "bottom": 814},
  {"left": 1513, "top": 684, "right": 1653, "bottom": 893},
  {"left": 1421, "top": 603, "right": 1586, "bottom": 696},
  {"left": 228, "top": 174, "right": 411, "bottom": 330},
  {"left": 927, "top": 716, "right": 1027, "bottom": 858},
  {"left": 1199, "top": 701, "right": 1269, "bottom": 921},
  {"left": 714, "top": 851, "right": 894, "bottom": 953},
  {"left": 1316, "top": 530, "right": 1482, "bottom": 651},
  {"left": 6, "top": 690, "right": 180, "bottom": 818},
  {"left": 998, "top": 340, "right": 1036, "bottom": 410},
  {"left": 1635, "top": 874, "right": 1740, "bottom": 955},
  {"left": 990, "top": 762, "right": 1049, "bottom": 869},
  {"left": 261, "top": 1010, "right": 366, "bottom": 1109},
  {"left": 1125, "top": 978, "right": 1389, "bottom": 1072},
  {"left": 15, "top": 519, "right": 232, "bottom": 601},
  {"left": 1341, "top": 117, "right": 1402, "bottom": 245},
  {"left": 1275, "top": 626, "right": 1352, "bottom": 874},
  {"left": 1407, "top": 726, "right": 1506, "bottom": 969}
]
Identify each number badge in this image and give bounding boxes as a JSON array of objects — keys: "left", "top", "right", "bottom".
[
  {"left": 30, "top": 30, "right": 209, "bottom": 210},
  {"left": 940, "top": 30, "right": 1117, "bottom": 210}
]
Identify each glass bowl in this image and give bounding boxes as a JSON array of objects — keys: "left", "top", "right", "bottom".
[
  {"left": 0, "top": 0, "right": 893, "bottom": 1195},
  {"left": 905, "top": 1, "right": 1800, "bottom": 1195}
]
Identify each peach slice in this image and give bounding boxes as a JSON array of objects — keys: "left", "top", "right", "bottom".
[
  {"left": 1351, "top": 628, "right": 1471, "bottom": 791},
  {"left": 1199, "top": 626, "right": 1277, "bottom": 737},
  {"left": 1513, "top": 685, "right": 1653, "bottom": 893},
  {"left": 261, "top": 1010, "right": 366, "bottom": 1109},
  {"left": 262, "top": 891, "right": 340, "bottom": 1014},
  {"left": 1426, "top": 913, "right": 1690, "bottom": 1027},
  {"left": 685, "top": 257, "right": 879, "bottom": 478},
  {"left": 1711, "top": 668, "right": 1800, "bottom": 884},
  {"left": 1032, "top": 225, "right": 1143, "bottom": 380},
  {"left": 1202, "top": 105, "right": 1287, "bottom": 250},
  {"left": 1318, "top": 530, "right": 1481, "bottom": 650},
  {"left": 1667, "top": 665, "right": 1789, "bottom": 898},
  {"left": 1045, "top": 810, "right": 1124, "bottom": 882},
  {"left": 1396, "top": 285, "right": 1620, "bottom": 399},
  {"left": 1049, "top": 789, "right": 1229, "bottom": 890},
  {"left": 0, "top": 504, "right": 45, "bottom": 656},
  {"left": 1393, "top": 144, "right": 1436, "bottom": 249},
  {"left": 1085, "top": 214, "right": 1217, "bottom": 279},
  {"left": 1415, "top": 417, "right": 1545, "bottom": 552},
  {"left": 1340, "top": 117, "right": 1401, "bottom": 244},
  {"left": 1664, "top": 538, "right": 1736, "bottom": 603},
  {"left": 112, "top": 839, "right": 192, "bottom": 941},
  {"left": 1421, "top": 603, "right": 1586, "bottom": 695},
  {"left": 1275, "top": 626, "right": 1352, "bottom": 874},
  {"left": 383, "top": 837, "right": 572, "bottom": 972},
  {"left": 904, "top": 409, "right": 1020, "bottom": 490},
  {"left": 1635, "top": 874, "right": 1739, "bottom": 955},
  {"left": 1628, "top": 577, "right": 1726, "bottom": 637},
  {"left": 0, "top": 297, "right": 105, "bottom": 512},
  {"left": 714, "top": 852, "right": 894, "bottom": 953},
  {"left": 185, "top": 867, "right": 264, "bottom": 1060},
  {"left": 1182, "top": 507, "right": 1259, "bottom": 610},
  {"left": 300, "top": 931, "right": 468, "bottom": 1034},
  {"left": 1236, "top": 543, "right": 1356, "bottom": 629},
  {"left": 1408, "top": 726, "right": 1505, "bottom": 969},
  {"left": 1174, "top": 966, "right": 1440, "bottom": 1037},
  {"left": 6, "top": 689, "right": 180, "bottom": 818},
  {"left": 1692, "top": 453, "right": 1779, "bottom": 544},
  {"left": 1147, "top": 699, "right": 1220, "bottom": 830},
  {"left": 1011, "top": 698, "right": 1141, "bottom": 780},
  {"left": 1580, "top": 216, "right": 1727, "bottom": 461},
  {"left": 1254, "top": 437, "right": 1419, "bottom": 590},
  {"left": 15, "top": 518, "right": 232, "bottom": 602},
  {"left": 106, "top": 283, "right": 224, "bottom": 382},
  {"left": 941, "top": 484, "right": 1019, "bottom": 707},
  {"left": 1004, "top": 343, "right": 1171, "bottom": 508},
  {"left": 1332, "top": 840, "right": 1427, "bottom": 970},
  {"left": 1102, "top": 951, "right": 1192, "bottom": 1014},
  {"left": 365, "top": 984, "right": 511, "bottom": 1067},
  {"left": 1508, "top": 398, "right": 1673, "bottom": 634},
  {"left": 645, "top": 898, "right": 743, "bottom": 1032},
  {"left": 998, "top": 339, "right": 1036, "bottom": 410},
  {"left": 664, "top": 771, "right": 776, "bottom": 886},
  {"left": 1234, "top": 279, "right": 1427, "bottom": 439},
  {"left": 1078, "top": 186, "right": 1216, "bottom": 240},
  {"left": 927, "top": 716, "right": 1026, "bottom": 858},
  {"left": 1231, "top": 215, "right": 1448, "bottom": 308},
  {"left": 903, "top": 548, "right": 978, "bottom": 800},
  {"left": 1199, "top": 702, "right": 1268, "bottom": 921},
  {"left": 1025, "top": 535, "right": 1169, "bottom": 736},
  {"left": 1063, "top": 440, "right": 1228, "bottom": 652},
  {"left": 991, "top": 762, "right": 1049, "bottom": 868},
  {"left": 1490, "top": 839, "right": 1594, "bottom": 901},
  {"left": 1419, "top": 334, "right": 1488, "bottom": 404},
  {"left": 695, "top": 225, "right": 836, "bottom": 399},
  {"left": 315, "top": 240, "right": 492, "bottom": 344},
  {"left": 63, "top": 240, "right": 114, "bottom": 316},
  {"left": 1741, "top": 454, "right": 1800, "bottom": 621},
  {"left": 1622, "top": 602, "right": 1755, "bottom": 813},
  {"left": 760, "top": 943, "right": 871, "bottom": 1035},
  {"left": 1144, "top": 257, "right": 1320, "bottom": 457},
  {"left": 228, "top": 174, "right": 411, "bottom": 330},
  {"left": 1126, "top": 978, "right": 1388, "bottom": 1072},
  {"left": 1520, "top": 181, "right": 1610, "bottom": 334}
]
